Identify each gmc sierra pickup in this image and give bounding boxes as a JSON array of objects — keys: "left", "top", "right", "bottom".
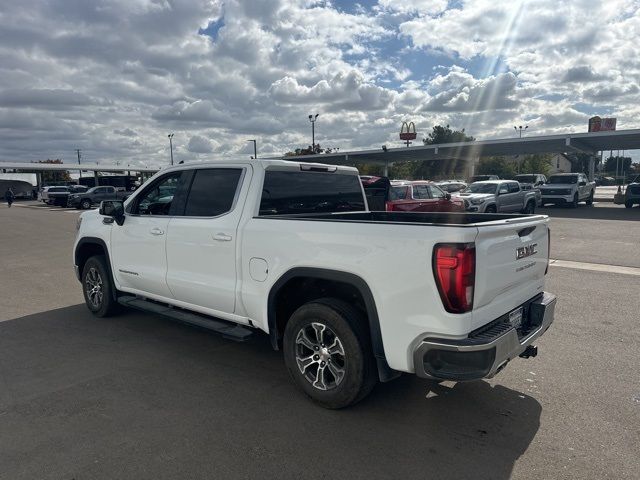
[{"left": 73, "top": 160, "right": 556, "bottom": 408}]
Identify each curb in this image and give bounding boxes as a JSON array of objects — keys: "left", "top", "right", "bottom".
[{"left": 594, "top": 197, "right": 614, "bottom": 203}]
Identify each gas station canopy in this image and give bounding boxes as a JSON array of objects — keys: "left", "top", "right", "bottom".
[{"left": 283, "top": 129, "right": 640, "bottom": 165}]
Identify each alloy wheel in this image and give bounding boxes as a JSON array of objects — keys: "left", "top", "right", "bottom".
[
  {"left": 85, "top": 267, "right": 104, "bottom": 308},
  {"left": 295, "top": 322, "right": 346, "bottom": 391}
]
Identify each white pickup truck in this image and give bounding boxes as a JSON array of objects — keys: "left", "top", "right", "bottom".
[{"left": 73, "top": 160, "right": 556, "bottom": 408}]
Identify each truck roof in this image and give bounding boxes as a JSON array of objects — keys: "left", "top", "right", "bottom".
[{"left": 158, "top": 159, "right": 359, "bottom": 175}]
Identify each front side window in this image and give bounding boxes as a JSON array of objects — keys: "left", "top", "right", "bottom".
[
  {"left": 260, "top": 170, "right": 365, "bottom": 215},
  {"left": 133, "top": 172, "right": 183, "bottom": 216},
  {"left": 508, "top": 182, "right": 520, "bottom": 193},
  {"left": 429, "top": 185, "right": 446, "bottom": 198},
  {"left": 412, "top": 185, "right": 430, "bottom": 199},
  {"left": 184, "top": 168, "right": 243, "bottom": 217}
]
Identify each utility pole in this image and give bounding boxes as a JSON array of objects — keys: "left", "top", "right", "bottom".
[
  {"left": 168, "top": 133, "right": 174, "bottom": 165},
  {"left": 308, "top": 113, "right": 319, "bottom": 152},
  {"left": 75, "top": 149, "right": 82, "bottom": 178},
  {"left": 247, "top": 139, "right": 257, "bottom": 159}
]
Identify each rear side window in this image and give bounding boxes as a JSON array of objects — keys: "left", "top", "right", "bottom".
[
  {"left": 389, "top": 186, "right": 408, "bottom": 200},
  {"left": 184, "top": 168, "right": 243, "bottom": 217},
  {"left": 260, "top": 170, "right": 365, "bottom": 215}
]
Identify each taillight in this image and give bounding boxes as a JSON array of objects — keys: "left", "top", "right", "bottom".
[
  {"left": 433, "top": 243, "right": 475, "bottom": 313},
  {"left": 385, "top": 202, "right": 394, "bottom": 211},
  {"left": 545, "top": 228, "right": 551, "bottom": 274}
]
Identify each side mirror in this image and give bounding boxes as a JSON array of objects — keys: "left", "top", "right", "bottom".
[
  {"left": 99, "top": 200, "right": 125, "bottom": 225},
  {"left": 445, "top": 192, "right": 452, "bottom": 200}
]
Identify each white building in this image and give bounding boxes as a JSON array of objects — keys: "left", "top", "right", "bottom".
[{"left": 548, "top": 153, "right": 573, "bottom": 174}]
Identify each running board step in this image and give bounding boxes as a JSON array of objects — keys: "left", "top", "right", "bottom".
[{"left": 117, "top": 295, "right": 253, "bottom": 342}]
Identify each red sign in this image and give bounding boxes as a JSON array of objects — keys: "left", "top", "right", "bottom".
[
  {"left": 400, "top": 121, "right": 417, "bottom": 141},
  {"left": 588, "top": 116, "right": 616, "bottom": 132}
]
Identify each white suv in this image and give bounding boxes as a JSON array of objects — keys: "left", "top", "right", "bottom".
[{"left": 540, "top": 173, "right": 595, "bottom": 208}]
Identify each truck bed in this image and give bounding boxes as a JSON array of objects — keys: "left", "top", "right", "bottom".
[{"left": 257, "top": 211, "right": 545, "bottom": 226}]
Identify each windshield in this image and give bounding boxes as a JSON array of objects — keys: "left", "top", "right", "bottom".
[
  {"left": 548, "top": 175, "right": 577, "bottom": 184},
  {"left": 463, "top": 183, "right": 497, "bottom": 194},
  {"left": 515, "top": 175, "right": 536, "bottom": 183}
]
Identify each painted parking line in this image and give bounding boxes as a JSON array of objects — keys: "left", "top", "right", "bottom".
[{"left": 549, "top": 259, "right": 640, "bottom": 277}]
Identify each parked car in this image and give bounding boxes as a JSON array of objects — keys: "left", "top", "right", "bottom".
[
  {"left": 623, "top": 177, "right": 640, "bottom": 208},
  {"left": 386, "top": 180, "right": 465, "bottom": 212},
  {"left": 539, "top": 173, "right": 595, "bottom": 208},
  {"left": 74, "top": 159, "right": 555, "bottom": 408},
  {"left": 470, "top": 174, "right": 499, "bottom": 182},
  {"left": 514, "top": 174, "right": 547, "bottom": 187},
  {"left": 68, "top": 185, "right": 129, "bottom": 209},
  {"left": 435, "top": 180, "right": 468, "bottom": 193},
  {"left": 47, "top": 185, "right": 89, "bottom": 207},
  {"left": 41, "top": 186, "right": 70, "bottom": 205},
  {"left": 457, "top": 180, "right": 538, "bottom": 214}
]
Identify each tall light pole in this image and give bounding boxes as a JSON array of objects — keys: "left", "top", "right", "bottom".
[
  {"left": 247, "top": 139, "right": 257, "bottom": 159},
  {"left": 168, "top": 133, "right": 174, "bottom": 165},
  {"left": 308, "top": 113, "right": 319, "bottom": 153},
  {"left": 514, "top": 125, "right": 528, "bottom": 138},
  {"left": 75, "top": 149, "right": 82, "bottom": 178}
]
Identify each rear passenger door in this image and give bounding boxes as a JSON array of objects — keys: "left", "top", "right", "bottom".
[{"left": 165, "top": 166, "right": 251, "bottom": 317}]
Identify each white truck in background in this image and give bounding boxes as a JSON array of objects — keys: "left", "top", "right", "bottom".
[{"left": 73, "top": 160, "right": 556, "bottom": 408}]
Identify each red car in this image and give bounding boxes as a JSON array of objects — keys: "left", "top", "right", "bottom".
[{"left": 386, "top": 180, "right": 465, "bottom": 212}]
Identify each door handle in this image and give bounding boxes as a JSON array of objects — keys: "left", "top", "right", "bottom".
[
  {"left": 150, "top": 227, "right": 164, "bottom": 236},
  {"left": 213, "top": 233, "right": 232, "bottom": 242}
]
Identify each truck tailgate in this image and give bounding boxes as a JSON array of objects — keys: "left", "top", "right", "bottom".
[{"left": 471, "top": 215, "right": 549, "bottom": 329}]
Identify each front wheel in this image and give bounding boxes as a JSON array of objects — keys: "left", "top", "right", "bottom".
[
  {"left": 283, "top": 298, "right": 377, "bottom": 409},
  {"left": 485, "top": 205, "right": 497, "bottom": 213},
  {"left": 81, "top": 199, "right": 92, "bottom": 210},
  {"left": 586, "top": 190, "right": 594, "bottom": 205},
  {"left": 82, "top": 255, "right": 119, "bottom": 317},
  {"left": 625, "top": 200, "right": 633, "bottom": 208},
  {"left": 571, "top": 193, "right": 579, "bottom": 208}
]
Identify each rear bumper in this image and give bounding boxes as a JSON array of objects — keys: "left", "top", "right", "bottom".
[{"left": 413, "top": 292, "right": 556, "bottom": 381}]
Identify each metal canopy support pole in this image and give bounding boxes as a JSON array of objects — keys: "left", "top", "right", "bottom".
[
  {"left": 94, "top": 170, "right": 99, "bottom": 187},
  {"left": 383, "top": 159, "right": 389, "bottom": 177},
  {"left": 467, "top": 156, "right": 478, "bottom": 179},
  {"left": 588, "top": 154, "right": 595, "bottom": 181}
]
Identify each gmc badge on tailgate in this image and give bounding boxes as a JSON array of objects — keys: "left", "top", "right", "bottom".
[{"left": 516, "top": 243, "right": 538, "bottom": 260}]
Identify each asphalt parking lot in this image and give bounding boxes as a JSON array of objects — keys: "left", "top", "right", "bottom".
[{"left": 1, "top": 201, "right": 639, "bottom": 479}]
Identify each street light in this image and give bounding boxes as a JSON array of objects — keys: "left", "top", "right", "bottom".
[
  {"left": 514, "top": 125, "right": 528, "bottom": 138},
  {"left": 168, "top": 133, "right": 174, "bottom": 165},
  {"left": 247, "top": 139, "right": 257, "bottom": 159},
  {"left": 308, "top": 113, "right": 319, "bottom": 152}
]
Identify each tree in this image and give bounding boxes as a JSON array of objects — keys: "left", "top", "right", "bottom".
[
  {"left": 476, "top": 156, "right": 516, "bottom": 178},
  {"left": 518, "top": 154, "right": 553, "bottom": 176},
  {"left": 20, "top": 159, "right": 72, "bottom": 183},
  {"left": 423, "top": 125, "right": 475, "bottom": 145},
  {"left": 284, "top": 144, "right": 329, "bottom": 156},
  {"left": 604, "top": 156, "right": 632, "bottom": 173}
]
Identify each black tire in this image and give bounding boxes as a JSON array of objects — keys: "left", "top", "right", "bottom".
[
  {"left": 81, "top": 199, "right": 92, "bottom": 210},
  {"left": 522, "top": 201, "right": 535, "bottom": 214},
  {"left": 571, "top": 193, "right": 579, "bottom": 208},
  {"left": 625, "top": 200, "right": 633, "bottom": 208},
  {"left": 81, "top": 255, "right": 120, "bottom": 317},
  {"left": 485, "top": 205, "right": 497, "bottom": 213},
  {"left": 283, "top": 298, "right": 377, "bottom": 409},
  {"left": 586, "top": 190, "right": 594, "bottom": 205}
]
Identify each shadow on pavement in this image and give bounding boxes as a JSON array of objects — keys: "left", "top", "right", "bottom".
[
  {"left": 539, "top": 204, "right": 639, "bottom": 221},
  {"left": 0, "top": 304, "right": 541, "bottom": 480}
]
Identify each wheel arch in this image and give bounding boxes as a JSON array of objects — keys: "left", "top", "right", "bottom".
[
  {"left": 74, "top": 237, "right": 118, "bottom": 301},
  {"left": 267, "top": 267, "right": 399, "bottom": 382}
]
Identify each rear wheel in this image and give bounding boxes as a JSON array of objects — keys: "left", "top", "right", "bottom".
[
  {"left": 625, "top": 200, "right": 633, "bottom": 208},
  {"left": 82, "top": 255, "right": 119, "bottom": 317},
  {"left": 522, "top": 201, "right": 535, "bottom": 214},
  {"left": 283, "top": 298, "right": 377, "bottom": 409},
  {"left": 586, "top": 190, "right": 594, "bottom": 205}
]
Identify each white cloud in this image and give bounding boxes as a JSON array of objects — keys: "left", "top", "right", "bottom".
[{"left": 187, "top": 135, "right": 213, "bottom": 153}]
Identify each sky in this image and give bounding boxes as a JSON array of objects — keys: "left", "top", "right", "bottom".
[{"left": 0, "top": 0, "right": 639, "bottom": 167}]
